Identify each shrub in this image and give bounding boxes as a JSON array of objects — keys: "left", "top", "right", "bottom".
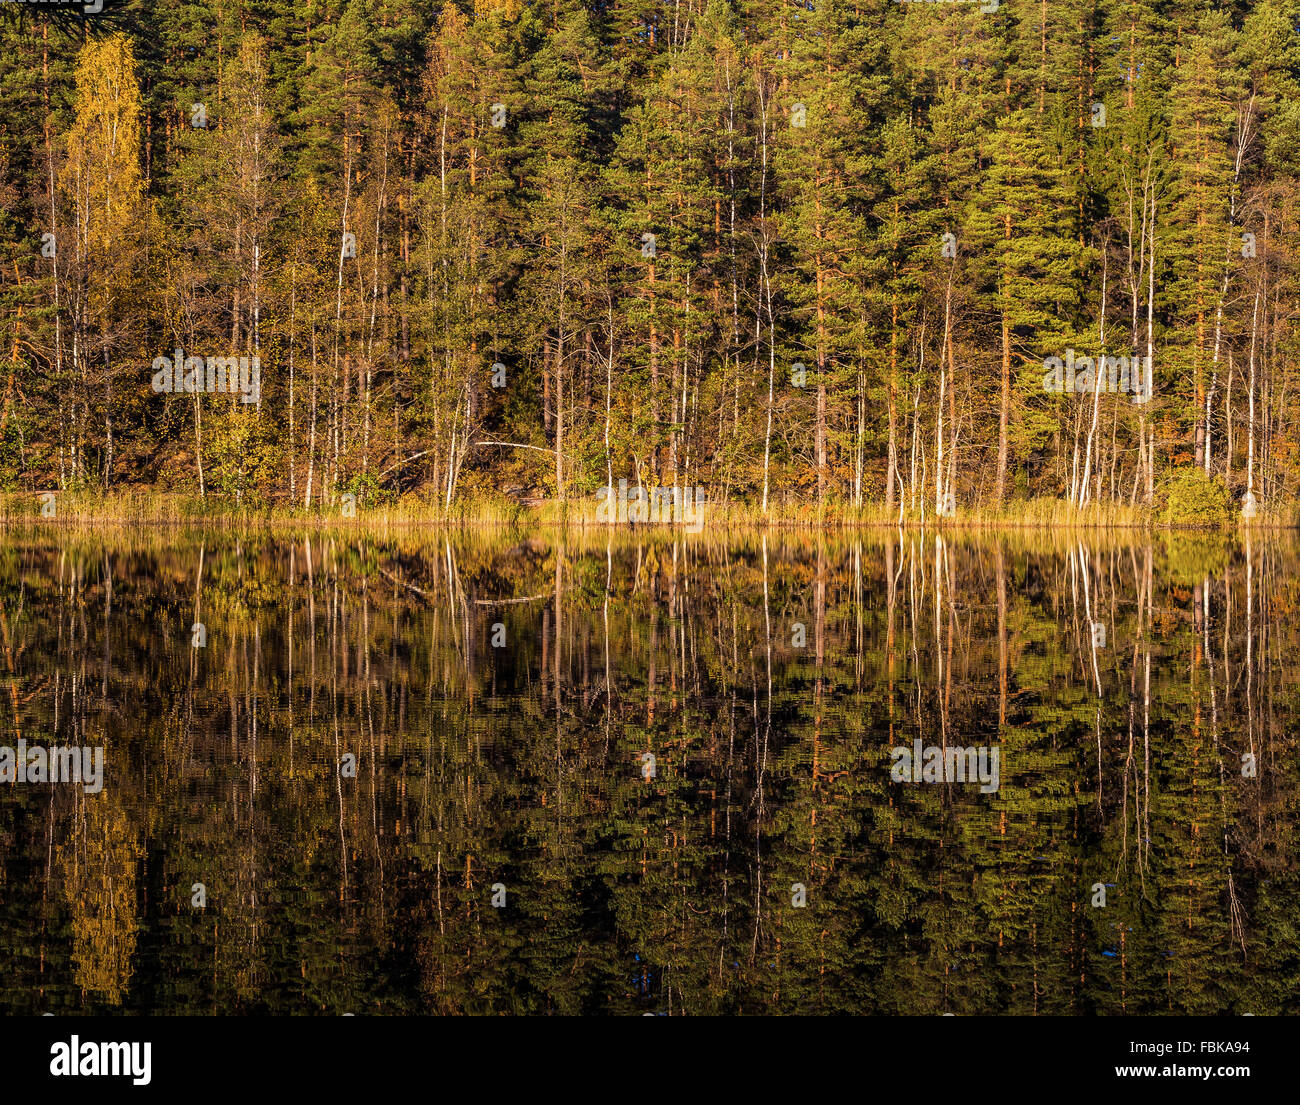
[{"left": 1159, "top": 468, "right": 1231, "bottom": 528}]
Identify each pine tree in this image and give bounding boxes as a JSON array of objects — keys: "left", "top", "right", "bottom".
[
  {"left": 775, "top": 0, "right": 878, "bottom": 514},
  {"left": 1163, "top": 10, "right": 1240, "bottom": 471},
  {"left": 968, "top": 108, "right": 1077, "bottom": 504}
]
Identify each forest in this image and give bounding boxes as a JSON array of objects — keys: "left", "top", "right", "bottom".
[{"left": 1, "top": 0, "right": 1299, "bottom": 524}]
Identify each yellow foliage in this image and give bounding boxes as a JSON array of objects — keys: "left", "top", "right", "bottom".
[
  {"left": 57, "top": 796, "right": 142, "bottom": 1005},
  {"left": 474, "top": 0, "right": 525, "bottom": 22},
  {"left": 59, "top": 33, "right": 144, "bottom": 262}
]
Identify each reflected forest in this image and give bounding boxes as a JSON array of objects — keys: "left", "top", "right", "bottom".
[{"left": 0, "top": 529, "right": 1296, "bottom": 1014}]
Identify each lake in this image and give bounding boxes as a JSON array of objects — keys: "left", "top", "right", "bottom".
[{"left": 0, "top": 526, "right": 1294, "bottom": 1014}]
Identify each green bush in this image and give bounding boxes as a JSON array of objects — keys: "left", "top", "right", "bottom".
[
  {"left": 1159, "top": 468, "right": 1231, "bottom": 528},
  {"left": 343, "top": 470, "right": 398, "bottom": 509}
]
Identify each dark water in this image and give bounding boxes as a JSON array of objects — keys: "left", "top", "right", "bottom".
[{"left": 0, "top": 527, "right": 1295, "bottom": 1015}]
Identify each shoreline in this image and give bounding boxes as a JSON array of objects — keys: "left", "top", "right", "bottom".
[{"left": 0, "top": 492, "right": 1289, "bottom": 531}]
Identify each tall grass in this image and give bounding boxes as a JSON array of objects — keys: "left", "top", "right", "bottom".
[{"left": 0, "top": 489, "right": 1291, "bottom": 530}]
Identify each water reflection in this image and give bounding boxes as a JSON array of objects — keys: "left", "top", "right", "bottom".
[{"left": 0, "top": 527, "right": 1294, "bottom": 1014}]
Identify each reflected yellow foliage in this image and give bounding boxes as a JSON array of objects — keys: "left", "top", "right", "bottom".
[{"left": 56, "top": 795, "right": 142, "bottom": 1005}]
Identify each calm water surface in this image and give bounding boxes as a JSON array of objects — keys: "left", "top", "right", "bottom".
[{"left": 0, "top": 527, "right": 1295, "bottom": 1014}]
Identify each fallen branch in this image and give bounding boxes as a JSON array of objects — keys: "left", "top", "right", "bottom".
[
  {"left": 376, "top": 450, "right": 432, "bottom": 480},
  {"left": 377, "top": 566, "right": 433, "bottom": 601}
]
